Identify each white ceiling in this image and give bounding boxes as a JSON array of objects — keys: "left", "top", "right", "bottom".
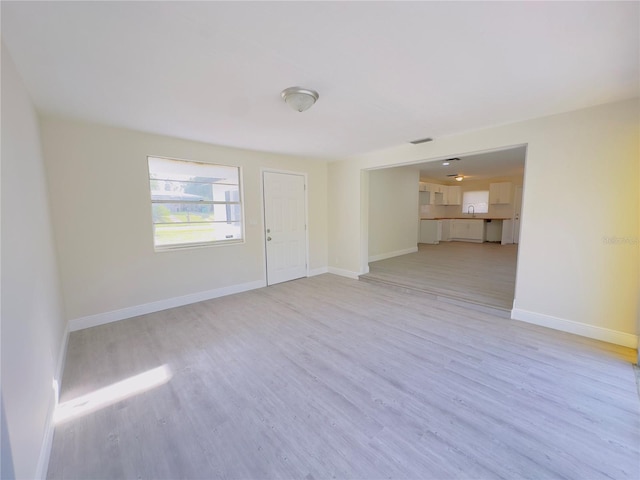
[
  {"left": 417, "top": 146, "right": 526, "bottom": 183},
  {"left": 2, "top": 2, "right": 638, "bottom": 160}
]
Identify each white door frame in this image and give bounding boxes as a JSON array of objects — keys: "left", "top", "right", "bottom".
[
  {"left": 513, "top": 185, "right": 523, "bottom": 244},
  {"left": 361, "top": 143, "right": 529, "bottom": 313},
  {"left": 261, "top": 168, "right": 310, "bottom": 285}
]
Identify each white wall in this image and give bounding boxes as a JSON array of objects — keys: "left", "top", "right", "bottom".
[
  {"left": 39, "top": 117, "right": 328, "bottom": 324},
  {"left": 1, "top": 45, "right": 67, "bottom": 480},
  {"left": 368, "top": 166, "right": 419, "bottom": 260},
  {"left": 328, "top": 99, "right": 639, "bottom": 347}
]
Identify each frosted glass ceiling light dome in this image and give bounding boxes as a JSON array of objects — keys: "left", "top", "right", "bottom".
[{"left": 281, "top": 86, "right": 319, "bottom": 112}]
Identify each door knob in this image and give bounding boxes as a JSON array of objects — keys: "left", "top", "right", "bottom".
[{"left": 267, "top": 236, "right": 272, "bottom": 241}]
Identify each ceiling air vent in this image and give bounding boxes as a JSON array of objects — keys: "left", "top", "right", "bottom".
[{"left": 409, "top": 137, "right": 433, "bottom": 145}]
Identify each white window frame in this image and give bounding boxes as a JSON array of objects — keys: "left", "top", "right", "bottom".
[{"left": 147, "top": 156, "right": 244, "bottom": 251}]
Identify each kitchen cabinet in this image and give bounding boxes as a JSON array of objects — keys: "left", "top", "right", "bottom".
[
  {"left": 444, "top": 185, "right": 461, "bottom": 205},
  {"left": 419, "top": 183, "right": 453, "bottom": 205},
  {"left": 434, "top": 185, "right": 461, "bottom": 205},
  {"left": 418, "top": 183, "right": 443, "bottom": 205},
  {"left": 420, "top": 183, "right": 444, "bottom": 194},
  {"left": 489, "top": 182, "right": 512, "bottom": 204},
  {"left": 440, "top": 219, "right": 452, "bottom": 241},
  {"left": 417, "top": 183, "right": 460, "bottom": 206},
  {"left": 419, "top": 220, "right": 441, "bottom": 244},
  {"left": 418, "top": 182, "right": 442, "bottom": 194},
  {"left": 450, "top": 219, "right": 485, "bottom": 243}
]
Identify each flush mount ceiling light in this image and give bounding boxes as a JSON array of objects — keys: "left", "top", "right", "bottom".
[
  {"left": 455, "top": 175, "right": 464, "bottom": 181},
  {"left": 281, "top": 86, "right": 319, "bottom": 112}
]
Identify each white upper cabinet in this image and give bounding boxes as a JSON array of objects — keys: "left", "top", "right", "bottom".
[
  {"left": 419, "top": 183, "right": 460, "bottom": 205},
  {"left": 419, "top": 191, "right": 431, "bottom": 206},
  {"left": 435, "top": 185, "right": 461, "bottom": 205},
  {"left": 444, "top": 185, "right": 461, "bottom": 205},
  {"left": 419, "top": 182, "right": 449, "bottom": 205},
  {"left": 489, "top": 182, "right": 512, "bottom": 204},
  {"left": 422, "top": 183, "right": 444, "bottom": 194}
]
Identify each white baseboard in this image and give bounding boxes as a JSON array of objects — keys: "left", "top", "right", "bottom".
[
  {"left": 327, "top": 267, "right": 361, "bottom": 279},
  {"left": 55, "top": 324, "right": 70, "bottom": 397},
  {"left": 69, "top": 280, "right": 266, "bottom": 332},
  {"left": 511, "top": 308, "right": 638, "bottom": 349},
  {"left": 368, "top": 246, "right": 418, "bottom": 263},
  {"left": 308, "top": 267, "right": 329, "bottom": 277},
  {"left": 35, "top": 397, "right": 55, "bottom": 480},
  {"left": 35, "top": 324, "right": 70, "bottom": 479}
]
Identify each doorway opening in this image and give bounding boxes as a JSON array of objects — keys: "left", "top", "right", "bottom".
[{"left": 361, "top": 144, "right": 527, "bottom": 315}]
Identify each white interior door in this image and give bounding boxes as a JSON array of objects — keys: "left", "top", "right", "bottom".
[{"left": 263, "top": 171, "right": 307, "bottom": 286}]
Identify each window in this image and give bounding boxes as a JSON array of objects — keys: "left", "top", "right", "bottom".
[
  {"left": 148, "top": 156, "right": 243, "bottom": 250},
  {"left": 462, "top": 190, "right": 489, "bottom": 214}
]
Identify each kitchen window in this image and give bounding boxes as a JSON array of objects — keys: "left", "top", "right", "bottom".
[
  {"left": 462, "top": 190, "right": 489, "bottom": 214},
  {"left": 148, "top": 156, "right": 243, "bottom": 250}
]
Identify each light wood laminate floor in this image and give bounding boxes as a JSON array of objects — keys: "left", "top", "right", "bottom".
[
  {"left": 48, "top": 274, "right": 639, "bottom": 479},
  {"left": 361, "top": 242, "right": 518, "bottom": 313}
]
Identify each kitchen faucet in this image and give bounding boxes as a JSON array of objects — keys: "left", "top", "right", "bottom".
[{"left": 467, "top": 205, "right": 475, "bottom": 217}]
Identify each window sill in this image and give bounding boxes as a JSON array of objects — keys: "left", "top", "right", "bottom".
[{"left": 154, "top": 238, "right": 245, "bottom": 253}]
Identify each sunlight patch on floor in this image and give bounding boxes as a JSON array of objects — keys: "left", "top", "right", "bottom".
[{"left": 54, "top": 365, "right": 172, "bottom": 424}]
